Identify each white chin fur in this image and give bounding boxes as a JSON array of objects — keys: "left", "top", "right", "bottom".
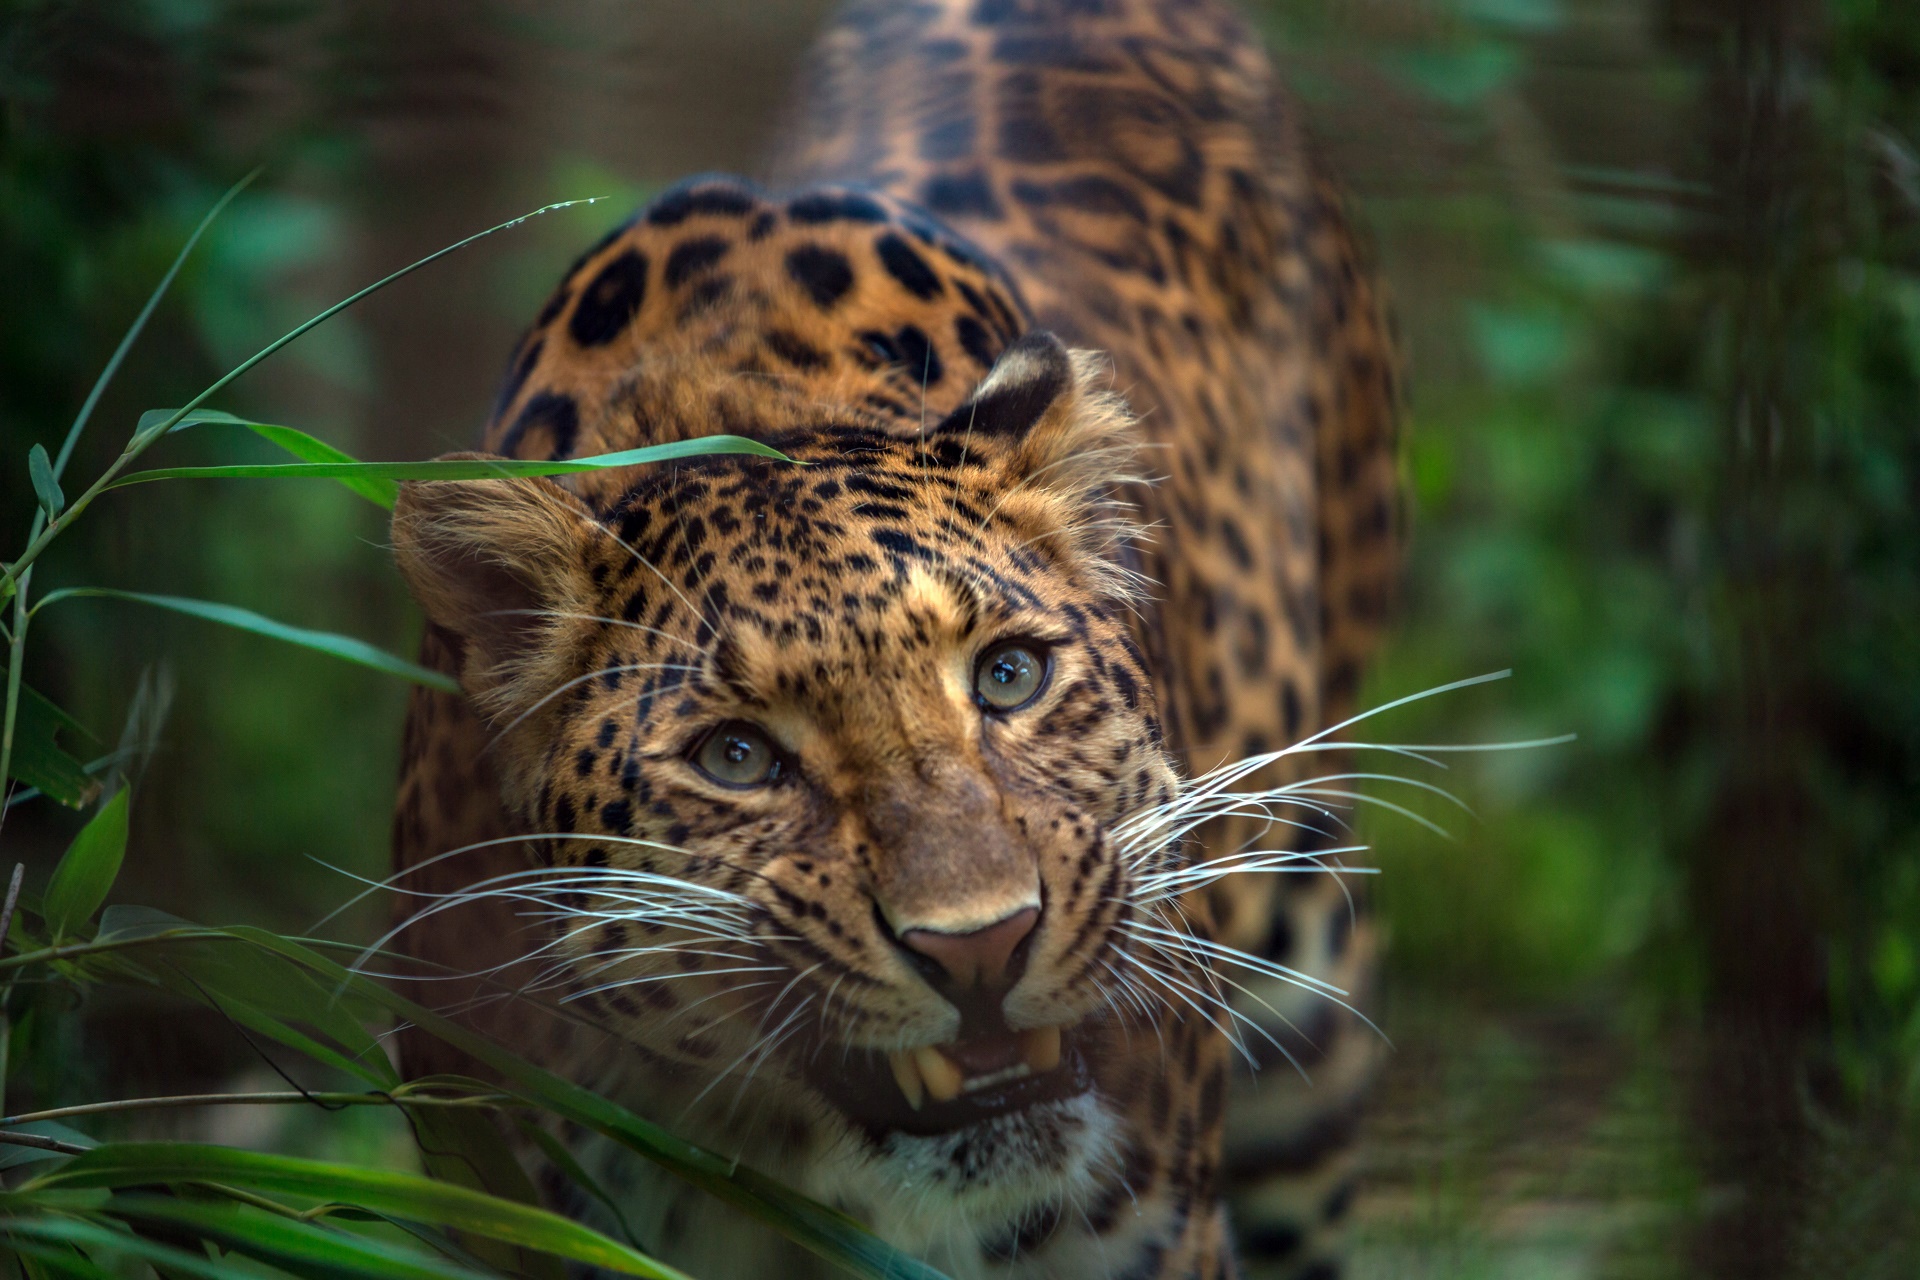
[{"left": 808, "top": 1092, "right": 1123, "bottom": 1275}]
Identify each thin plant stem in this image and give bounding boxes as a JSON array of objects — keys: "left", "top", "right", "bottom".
[
  {"left": 0, "top": 172, "right": 256, "bottom": 818},
  {"left": 0, "top": 862, "right": 21, "bottom": 1115},
  {"left": 1, "top": 1088, "right": 515, "bottom": 1127},
  {"left": 0, "top": 189, "right": 599, "bottom": 816},
  {"left": 0, "top": 1131, "right": 88, "bottom": 1155},
  {"left": 1, "top": 196, "right": 602, "bottom": 596}
]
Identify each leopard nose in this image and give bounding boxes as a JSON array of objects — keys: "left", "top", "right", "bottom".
[{"left": 898, "top": 906, "right": 1040, "bottom": 991}]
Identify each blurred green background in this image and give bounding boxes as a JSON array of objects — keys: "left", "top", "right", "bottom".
[{"left": 2, "top": 0, "right": 1915, "bottom": 1276}]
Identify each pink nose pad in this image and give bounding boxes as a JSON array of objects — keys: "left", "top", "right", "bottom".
[{"left": 899, "top": 906, "right": 1040, "bottom": 990}]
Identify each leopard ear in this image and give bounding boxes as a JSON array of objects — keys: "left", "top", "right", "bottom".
[
  {"left": 391, "top": 454, "right": 600, "bottom": 719},
  {"left": 935, "top": 330, "right": 1143, "bottom": 493},
  {"left": 936, "top": 331, "right": 1147, "bottom": 595}
]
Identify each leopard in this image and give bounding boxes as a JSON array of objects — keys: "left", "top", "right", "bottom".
[{"left": 386, "top": 0, "right": 1401, "bottom": 1277}]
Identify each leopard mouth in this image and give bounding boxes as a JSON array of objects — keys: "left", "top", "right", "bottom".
[{"left": 806, "top": 1023, "right": 1093, "bottom": 1136}]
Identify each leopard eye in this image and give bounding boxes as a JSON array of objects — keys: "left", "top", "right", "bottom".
[
  {"left": 974, "top": 641, "right": 1049, "bottom": 712},
  {"left": 693, "top": 722, "right": 782, "bottom": 787}
]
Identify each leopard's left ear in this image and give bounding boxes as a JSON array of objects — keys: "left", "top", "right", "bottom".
[
  {"left": 933, "top": 330, "right": 1143, "bottom": 501},
  {"left": 934, "top": 331, "right": 1147, "bottom": 596}
]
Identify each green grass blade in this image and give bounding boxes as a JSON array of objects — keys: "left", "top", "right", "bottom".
[
  {"left": 104, "top": 1193, "right": 513, "bottom": 1280},
  {"left": 7, "top": 1237, "right": 122, "bottom": 1280},
  {"left": 43, "top": 790, "right": 130, "bottom": 938},
  {"left": 143, "top": 409, "right": 400, "bottom": 508},
  {"left": 130, "top": 198, "right": 605, "bottom": 453},
  {"left": 1, "top": 1215, "right": 264, "bottom": 1280},
  {"left": 31, "top": 1145, "right": 695, "bottom": 1280},
  {"left": 53, "top": 172, "right": 260, "bottom": 480},
  {"left": 30, "top": 590, "right": 456, "bottom": 693},
  {"left": 104, "top": 435, "right": 795, "bottom": 489}
]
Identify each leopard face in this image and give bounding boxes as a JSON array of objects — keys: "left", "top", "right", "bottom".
[{"left": 395, "top": 310, "right": 1208, "bottom": 1235}]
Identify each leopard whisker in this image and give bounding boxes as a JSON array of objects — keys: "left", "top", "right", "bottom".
[
  {"left": 485, "top": 659, "right": 701, "bottom": 752},
  {"left": 1124, "top": 917, "right": 1391, "bottom": 1047},
  {"left": 511, "top": 607, "right": 714, "bottom": 658},
  {"left": 1118, "top": 803, "right": 1347, "bottom": 866},
  {"left": 1123, "top": 918, "right": 1348, "bottom": 999},
  {"left": 1129, "top": 845, "right": 1375, "bottom": 901},
  {"left": 686, "top": 981, "right": 818, "bottom": 1118},
  {"left": 1119, "top": 946, "right": 1270, "bottom": 1071},
  {"left": 553, "top": 938, "right": 772, "bottom": 984},
  {"left": 561, "top": 965, "right": 788, "bottom": 1005},
  {"left": 360, "top": 866, "right": 759, "bottom": 974},
  {"left": 586, "top": 511, "right": 703, "bottom": 623},
  {"left": 309, "top": 830, "right": 691, "bottom": 933},
  {"left": 1113, "top": 766, "right": 1476, "bottom": 862},
  {"left": 722, "top": 993, "right": 816, "bottom": 1124}
]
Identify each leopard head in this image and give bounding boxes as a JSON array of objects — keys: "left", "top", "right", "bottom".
[{"left": 394, "top": 322, "right": 1194, "bottom": 1222}]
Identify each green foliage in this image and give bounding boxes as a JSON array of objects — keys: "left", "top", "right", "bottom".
[
  {"left": 41, "top": 790, "right": 128, "bottom": 940},
  {"left": 0, "top": 179, "right": 911, "bottom": 1279}
]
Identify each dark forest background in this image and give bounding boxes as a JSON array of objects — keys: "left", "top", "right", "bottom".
[{"left": 2, "top": 0, "right": 1916, "bottom": 1275}]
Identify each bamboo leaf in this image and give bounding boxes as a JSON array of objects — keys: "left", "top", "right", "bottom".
[
  {"left": 7, "top": 1238, "right": 120, "bottom": 1280},
  {"left": 6, "top": 688, "right": 103, "bottom": 809},
  {"left": 91, "top": 925, "right": 398, "bottom": 1088},
  {"left": 105, "top": 435, "right": 794, "bottom": 489},
  {"left": 28, "top": 445, "right": 64, "bottom": 518},
  {"left": 5, "top": 1209, "right": 429, "bottom": 1280},
  {"left": 105, "top": 1192, "right": 511, "bottom": 1280},
  {"left": 44, "top": 789, "right": 130, "bottom": 937},
  {"left": 1, "top": 1214, "right": 260, "bottom": 1280},
  {"left": 139, "top": 408, "right": 400, "bottom": 509},
  {"left": 32, "top": 590, "right": 457, "bottom": 693},
  {"left": 31, "top": 1145, "right": 695, "bottom": 1280}
]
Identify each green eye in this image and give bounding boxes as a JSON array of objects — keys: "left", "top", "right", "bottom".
[
  {"left": 974, "top": 641, "right": 1048, "bottom": 711},
  {"left": 694, "top": 723, "right": 782, "bottom": 787}
]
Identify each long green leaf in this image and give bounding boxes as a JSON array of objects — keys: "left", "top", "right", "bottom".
[
  {"left": 7, "top": 1237, "right": 121, "bottom": 1280},
  {"left": 104, "top": 1193, "right": 521, "bottom": 1280},
  {"left": 6, "top": 688, "right": 102, "bottom": 809},
  {"left": 30, "top": 1145, "right": 693, "bottom": 1280},
  {"left": 2, "top": 1215, "right": 258, "bottom": 1280},
  {"left": 105, "top": 435, "right": 793, "bottom": 489},
  {"left": 141, "top": 408, "right": 400, "bottom": 509},
  {"left": 43, "top": 790, "right": 130, "bottom": 938},
  {"left": 32, "top": 590, "right": 456, "bottom": 693}
]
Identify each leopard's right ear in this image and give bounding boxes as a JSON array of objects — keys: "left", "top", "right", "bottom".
[{"left": 391, "top": 453, "right": 600, "bottom": 720}]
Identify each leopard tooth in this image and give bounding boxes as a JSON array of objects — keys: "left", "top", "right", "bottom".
[
  {"left": 1022, "top": 1025, "right": 1063, "bottom": 1074},
  {"left": 888, "top": 1049, "right": 925, "bottom": 1111},
  {"left": 914, "top": 1045, "right": 964, "bottom": 1103}
]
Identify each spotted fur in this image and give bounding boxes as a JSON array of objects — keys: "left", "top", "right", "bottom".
[{"left": 389, "top": 1, "right": 1400, "bottom": 1277}]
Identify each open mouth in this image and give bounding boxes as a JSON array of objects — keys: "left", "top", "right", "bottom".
[{"left": 807, "top": 1023, "right": 1093, "bottom": 1136}]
